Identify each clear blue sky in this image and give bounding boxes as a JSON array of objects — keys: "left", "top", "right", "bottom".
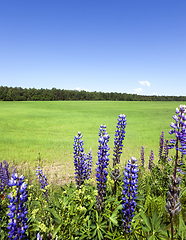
[{"left": 0, "top": 0, "right": 186, "bottom": 96}]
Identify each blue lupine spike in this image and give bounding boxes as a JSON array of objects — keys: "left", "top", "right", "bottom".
[
  {"left": 0, "top": 160, "right": 11, "bottom": 193},
  {"left": 95, "top": 125, "right": 110, "bottom": 211},
  {"left": 7, "top": 172, "right": 28, "bottom": 239},
  {"left": 148, "top": 150, "right": 154, "bottom": 170},
  {"left": 159, "top": 131, "right": 164, "bottom": 159},
  {"left": 73, "top": 132, "right": 88, "bottom": 188},
  {"left": 140, "top": 146, "right": 145, "bottom": 167},
  {"left": 36, "top": 167, "right": 48, "bottom": 198},
  {"left": 168, "top": 105, "right": 186, "bottom": 156},
  {"left": 85, "top": 149, "right": 92, "bottom": 180},
  {"left": 122, "top": 157, "right": 138, "bottom": 233},
  {"left": 111, "top": 114, "right": 127, "bottom": 182}
]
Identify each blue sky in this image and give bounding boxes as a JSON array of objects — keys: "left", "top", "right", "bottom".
[{"left": 0, "top": 1, "right": 186, "bottom": 96}]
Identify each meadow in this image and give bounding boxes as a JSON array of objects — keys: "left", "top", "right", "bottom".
[
  {"left": 0, "top": 101, "right": 185, "bottom": 183},
  {"left": 1, "top": 101, "right": 186, "bottom": 239}
]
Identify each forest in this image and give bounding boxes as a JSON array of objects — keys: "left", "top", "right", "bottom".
[{"left": 0, "top": 86, "right": 186, "bottom": 101}]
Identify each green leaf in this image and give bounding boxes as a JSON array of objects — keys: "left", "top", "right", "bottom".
[
  {"left": 141, "top": 212, "right": 151, "bottom": 230},
  {"left": 141, "top": 225, "right": 151, "bottom": 233},
  {"left": 52, "top": 224, "right": 62, "bottom": 237},
  {"left": 53, "top": 192, "right": 61, "bottom": 209},
  {"left": 151, "top": 211, "right": 158, "bottom": 228},
  {"left": 28, "top": 225, "right": 40, "bottom": 232},
  {"left": 45, "top": 208, "right": 61, "bottom": 224}
]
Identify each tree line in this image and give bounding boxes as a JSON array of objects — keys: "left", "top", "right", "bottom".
[{"left": 0, "top": 86, "right": 185, "bottom": 101}]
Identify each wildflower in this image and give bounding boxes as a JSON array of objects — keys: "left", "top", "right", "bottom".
[
  {"left": 140, "top": 146, "right": 145, "bottom": 167},
  {"left": 148, "top": 150, "right": 154, "bottom": 170},
  {"left": 0, "top": 160, "right": 10, "bottom": 192},
  {"left": 163, "top": 139, "right": 169, "bottom": 160},
  {"left": 95, "top": 125, "right": 110, "bottom": 211},
  {"left": 85, "top": 149, "right": 92, "bottom": 180},
  {"left": 7, "top": 172, "right": 28, "bottom": 239},
  {"left": 166, "top": 105, "right": 186, "bottom": 240},
  {"left": 122, "top": 157, "right": 138, "bottom": 233},
  {"left": 111, "top": 114, "right": 127, "bottom": 182},
  {"left": 165, "top": 175, "right": 182, "bottom": 217},
  {"left": 37, "top": 233, "right": 42, "bottom": 240},
  {"left": 36, "top": 167, "right": 48, "bottom": 197},
  {"left": 169, "top": 105, "right": 186, "bottom": 156},
  {"left": 73, "top": 132, "right": 87, "bottom": 188},
  {"left": 159, "top": 131, "right": 164, "bottom": 159}
]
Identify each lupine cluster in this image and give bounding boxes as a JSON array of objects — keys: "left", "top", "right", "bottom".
[
  {"left": 111, "top": 114, "right": 127, "bottom": 182},
  {"left": 0, "top": 160, "right": 10, "bottom": 192},
  {"left": 7, "top": 172, "right": 28, "bottom": 239},
  {"left": 122, "top": 157, "right": 138, "bottom": 233},
  {"left": 166, "top": 105, "right": 186, "bottom": 240},
  {"left": 159, "top": 131, "right": 164, "bottom": 159},
  {"left": 148, "top": 150, "right": 154, "bottom": 170},
  {"left": 36, "top": 167, "right": 48, "bottom": 198},
  {"left": 95, "top": 125, "right": 110, "bottom": 211},
  {"left": 140, "top": 146, "right": 145, "bottom": 167}
]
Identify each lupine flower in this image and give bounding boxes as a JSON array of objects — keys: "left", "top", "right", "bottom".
[
  {"left": 85, "top": 149, "right": 92, "bottom": 180},
  {"left": 148, "top": 150, "right": 154, "bottom": 170},
  {"left": 111, "top": 114, "right": 127, "bottom": 182},
  {"left": 140, "top": 146, "right": 145, "bottom": 167},
  {"left": 0, "top": 160, "right": 10, "bottom": 192},
  {"left": 36, "top": 167, "right": 48, "bottom": 198},
  {"left": 163, "top": 139, "right": 169, "bottom": 160},
  {"left": 37, "top": 232, "right": 42, "bottom": 240},
  {"left": 7, "top": 172, "right": 28, "bottom": 239},
  {"left": 73, "top": 132, "right": 87, "bottom": 188},
  {"left": 159, "top": 131, "right": 164, "bottom": 159},
  {"left": 95, "top": 125, "right": 110, "bottom": 211},
  {"left": 169, "top": 105, "right": 186, "bottom": 156},
  {"left": 165, "top": 175, "right": 182, "bottom": 217},
  {"left": 122, "top": 157, "right": 138, "bottom": 233}
]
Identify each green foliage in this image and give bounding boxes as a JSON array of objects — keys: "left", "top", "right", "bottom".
[
  {"left": 0, "top": 192, "right": 10, "bottom": 239},
  {"left": 140, "top": 211, "right": 169, "bottom": 239}
]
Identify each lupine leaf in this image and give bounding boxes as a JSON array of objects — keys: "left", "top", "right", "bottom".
[
  {"left": 151, "top": 211, "right": 158, "bottom": 228},
  {"left": 141, "top": 212, "right": 151, "bottom": 230},
  {"left": 141, "top": 225, "right": 151, "bottom": 233},
  {"left": 52, "top": 224, "right": 62, "bottom": 238},
  {"left": 45, "top": 208, "right": 61, "bottom": 224}
]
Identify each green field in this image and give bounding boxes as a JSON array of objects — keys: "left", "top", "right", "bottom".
[{"left": 0, "top": 101, "right": 185, "bottom": 183}]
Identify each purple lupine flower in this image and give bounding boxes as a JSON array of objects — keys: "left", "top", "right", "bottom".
[
  {"left": 159, "top": 131, "right": 164, "bottom": 159},
  {"left": 95, "top": 125, "right": 110, "bottom": 211},
  {"left": 163, "top": 139, "right": 169, "bottom": 160},
  {"left": 85, "top": 149, "right": 92, "bottom": 180},
  {"left": 0, "top": 160, "right": 10, "bottom": 192},
  {"left": 149, "top": 150, "right": 154, "bottom": 170},
  {"left": 122, "top": 157, "right": 138, "bottom": 233},
  {"left": 7, "top": 172, "right": 28, "bottom": 239},
  {"left": 111, "top": 114, "right": 127, "bottom": 182},
  {"left": 168, "top": 105, "right": 186, "bottom": 179},
  {"left": 37, "top": 232, "right": 43, "bottom": 240},
  {"left": 73, "top": 132, "right": 87, "bottom": 188},
  {"left": 36, "top": 167, "right": 48, "bottom": 198},
  {"left": 140, "top": 146, "right": 145, "bottom": 167},
  {"left": 169, "top": 105, "right": 186, "bottom": 156}
]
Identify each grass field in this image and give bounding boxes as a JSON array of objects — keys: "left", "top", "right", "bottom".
[{"left": 0, "top": 101, "right": 185, "bottom": 183}]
